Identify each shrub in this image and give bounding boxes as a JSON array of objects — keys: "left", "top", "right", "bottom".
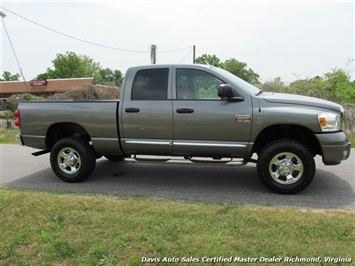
[
  {"left": 5, "top": 93, "right": 44, "bottom": 112},
  {"left": 47, "top": 84, "right": 119, "bottom": 101}
]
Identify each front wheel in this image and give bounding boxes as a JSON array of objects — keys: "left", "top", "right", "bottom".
[
  {"left": 257, "top": 139, "right": 315, "bottom": 194},
  {"left": 50, "top": 137, "right": 96, "bottom": 182}
]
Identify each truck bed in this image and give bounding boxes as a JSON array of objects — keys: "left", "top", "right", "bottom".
[{"left": 18, "top": 100, "right": 122, "bottom": 154}]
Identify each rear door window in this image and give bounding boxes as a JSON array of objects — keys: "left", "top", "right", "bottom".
[{"left": 131, "top": 68, "right": 169, "bottom": 100}]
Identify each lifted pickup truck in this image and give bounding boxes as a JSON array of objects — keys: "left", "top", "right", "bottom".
[{"left": 15, "top": 64, "right": 351, "bottom": 194}]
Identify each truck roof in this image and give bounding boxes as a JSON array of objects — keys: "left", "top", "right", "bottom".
[{"left": 126, "top": 64, "right": 217, "bottom": 71}]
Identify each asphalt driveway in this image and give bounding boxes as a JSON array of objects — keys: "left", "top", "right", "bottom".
[{"left": 1, "top": 144, "right": 354, "bottom": 210}]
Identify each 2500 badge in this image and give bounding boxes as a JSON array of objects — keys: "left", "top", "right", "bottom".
[{"left": 235, "top": 114, "right": 251, "bottom": 123}]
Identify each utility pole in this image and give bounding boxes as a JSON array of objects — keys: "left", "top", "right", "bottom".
[
  {"left": 193, "top": 45, "right": 196, "bottom": 64},
  {"left": 150, "top": 44, "right": 157, "bottom": 64}
]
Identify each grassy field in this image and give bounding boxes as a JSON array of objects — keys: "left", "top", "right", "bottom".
[
  {"left": 0, "top": 128, "right": 19, "bottom": 144},
  {"left": 0, "top": 189, "right": 354, "bottom": 266}
]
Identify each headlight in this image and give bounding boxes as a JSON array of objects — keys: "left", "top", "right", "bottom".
[{"left": 317, "top": 112, "right": 341, "bottom": 132}]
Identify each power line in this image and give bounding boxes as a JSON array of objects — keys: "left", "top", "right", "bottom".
[
  {"left": 159, "top": 47, "right": 192, "bottom": 53},
  {"left": 1, "top": 15, "right": 29, "bottom": 92},
  {"left": 178, "top": 48, "right": 193, "bottom": 64},
  {"left": 0, "top": 6, "right": 148, "bottom": 53},
  {"left": 0, "top": 6, "right": 191, "bottom": 54}
]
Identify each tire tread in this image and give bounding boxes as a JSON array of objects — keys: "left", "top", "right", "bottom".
[
  {"left": 257, "top": 139, "right": 315, "bottom": 194},
  {"left": 50, "top": 136, "right": 96, "bottom": 183}
]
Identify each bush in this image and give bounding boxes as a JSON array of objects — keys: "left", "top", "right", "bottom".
[
  {"left": 47, "top": 84, "right": 119, "bottom": 101},
  {"left": 0, "top": 110, "right": 15, "bottom": 120},
  {"left": 5, "top": 93, "right": 44, "bottom": 112}
]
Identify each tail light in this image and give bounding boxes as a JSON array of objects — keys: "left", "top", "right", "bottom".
[{"left": 14, "top": 109, "right": 20, "bottom": 128}]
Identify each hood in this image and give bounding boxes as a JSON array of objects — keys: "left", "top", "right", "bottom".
[{"left": 262, "top": 92, "right": 343, "bottom": 113}]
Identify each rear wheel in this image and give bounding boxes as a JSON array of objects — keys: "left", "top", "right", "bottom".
[
  {"left": 257, "top": 139, "right": 315, "bottom": 194},
  {"left": 50, "top": 136, "right": 96, "bottom": 182}
]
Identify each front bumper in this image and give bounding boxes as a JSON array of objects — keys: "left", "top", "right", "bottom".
[{"left": 315, "top": 132, "right": 351, "bottom": 165}]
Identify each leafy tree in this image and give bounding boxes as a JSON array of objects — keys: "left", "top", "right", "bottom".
[
  {"left": 195, "top": 54, "right": 223, "bottom": 67},
  {"left": 0, "top": 71, "right": 20, "bottom": 81},
  {"left": 35, "top": 72, "right": 51, "bottom": 80},
  {"left": 289, "top": 68, "right": 355, "bottom": 104},
  {"left": 323, "top": 68, "right": 355, "bottom": 103},
  {"left": 289, "top": 77, "right": 325, "bottom": 99},
  {"left": 268, "top": 68, "right": 355, "bottom": 104},
  {"left": 99, "top": 68, "right": 123, "bottom": 87},
  {"left": 35, "top": 51, "right": 122, "bottom": 87},
  {"left": 223, "top": 58, "right": 260, "bottom": 85},
  {"left": 195, "top": 54, "right": 260, "bottom": 85},
  {"left": 36, "top": 51, "right": 101, "bottom": 80},
  {"left": 260, "top": 77, "right": 289, "bottom": 93}
]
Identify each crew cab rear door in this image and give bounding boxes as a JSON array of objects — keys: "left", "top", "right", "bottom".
[
  {"left": 172, "top": 66, "right": 252, "bottom": 157},
  {"left": 120, "top": 67, "right": 173, "bottom": 154}
]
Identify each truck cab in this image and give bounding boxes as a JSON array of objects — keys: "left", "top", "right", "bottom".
[{"left": 120, "top": 65, "right": 254, "bottom": 158}]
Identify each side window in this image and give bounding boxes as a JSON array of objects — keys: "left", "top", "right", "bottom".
[
  {"left": 176, "top": 69, "right": 224, "bottom": 100},
  {"left": 131, "top": 68, "right": 169, "bottom": 100}
]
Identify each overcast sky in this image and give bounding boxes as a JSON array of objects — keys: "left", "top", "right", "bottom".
[{"left": 1, "top": 0, "right": 354, "bottom": 83}]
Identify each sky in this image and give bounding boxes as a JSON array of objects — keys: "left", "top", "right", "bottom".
[{"left": 1, "top": 0, "right": 354, "bottom": 83}]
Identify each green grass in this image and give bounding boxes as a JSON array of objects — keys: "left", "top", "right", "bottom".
[
  {"left": 0, "top": 128, "right": 19, "bottom": 144},
  {"left": 349, "top": 135, "right": 355, "bottom": 148},
  {"left": 0, "top": 189, "right": 354, "bottom": 265}
]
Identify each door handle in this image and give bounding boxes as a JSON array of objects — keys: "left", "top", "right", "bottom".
[
  {"left": 125, "top": 108, "right": 140, "bottom": 113},
  {"left": 176, "top": 108, "right": 194, "bottom": 114}
]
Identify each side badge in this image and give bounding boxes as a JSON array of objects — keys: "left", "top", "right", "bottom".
[{"left": 235, "top": 114, "right": 251, "bottom": 123}]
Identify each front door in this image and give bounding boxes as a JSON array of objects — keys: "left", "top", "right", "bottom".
[{"left": 173, "top": 67, "right": 252, "bottom": 157}]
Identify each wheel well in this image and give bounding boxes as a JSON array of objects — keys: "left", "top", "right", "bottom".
[
  {"left": 253, "top": 125, "right": 321, "bottom": 156},
  {"left": 46, "top": 123, "right": 91, "bottom": 150}
]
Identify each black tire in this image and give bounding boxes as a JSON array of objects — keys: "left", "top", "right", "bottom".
[
  {"left": 104, "top": 155, "right": 124, "bottom": 161},
  {"left": 50, "top": 136, "right": 96, "bottom": 182},
  {"left": 257, "top": 139, "right": 315, "bottom": 194}
]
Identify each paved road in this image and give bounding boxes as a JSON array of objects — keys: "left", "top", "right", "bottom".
[{"left": 1, "top": 144, "right": 354, "bottom": 210}]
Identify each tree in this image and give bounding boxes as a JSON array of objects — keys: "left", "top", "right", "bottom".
[
  {"left": 288, "top": 78, "right": 320, "bottom": 99},
  {"left": 36, "top": 51, "right": 101, "bottom": 80},
  {"left": 195, "top": 54, "right": 260, "bottom": 84},
  {"left": 288, "top": 68, "right": 355, "bottom": 104},
  {"left": 99, "top": 68, "right": 123, "bottom": 87},
  {"left": 35, "top": 51, "right": 123, "bottom": 87},
  {"left": 323, "top": 68, "right": 355, "bottom": 103},
  {"left": 223, "top": 58, "right": 260, "bottom": 85},
  {"left": 0, "top": 71, "right": 20, "bottom": 81},
  {"left": 195, "top": 54, "right": 223, "bottom": 67},
  {"left": 260, "top": 77, "right": 289, "bottom": 93}
]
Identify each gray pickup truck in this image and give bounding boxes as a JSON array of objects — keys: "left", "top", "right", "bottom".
[{"left": 15, "top": 64, "right": 351, "bottom": 194}]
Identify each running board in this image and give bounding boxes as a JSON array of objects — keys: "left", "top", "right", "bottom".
[
  {"left": 125, "top": 156, "right": 256, "bottom": 166},
  {"left": 31, "top": 149, "right": 50, "bottom": 156}
]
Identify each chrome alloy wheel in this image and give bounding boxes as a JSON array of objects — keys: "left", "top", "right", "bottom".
[
  {"left": 57, "top": 147, "right": 82, "bottom": 175},
  {"left": 269, "top": 152, "right": 304, "bottom": 185}
]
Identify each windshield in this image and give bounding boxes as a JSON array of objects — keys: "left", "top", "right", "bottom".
[{"left": 213, "top": 67, "right": 261, "bottom": 95}]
